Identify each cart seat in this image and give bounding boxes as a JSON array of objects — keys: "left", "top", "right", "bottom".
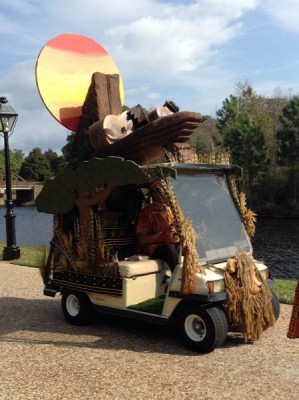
[{"left": 118, "top": 259, "right": 167, "bottom": 278}]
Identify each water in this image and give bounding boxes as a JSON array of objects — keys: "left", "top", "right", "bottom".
[
  {"left": 252, "top": 217, "right": 299, "bottom": 280},
  {"left": 0, "top": 206, "right": 52, "bottom": 248},
  {"left": 0, "top": 207, "right": 298, "bottom": 279}
]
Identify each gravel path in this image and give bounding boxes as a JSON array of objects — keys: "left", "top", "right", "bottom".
[{"left": 0, "top": 262, "right": 298, "bottom": 400}]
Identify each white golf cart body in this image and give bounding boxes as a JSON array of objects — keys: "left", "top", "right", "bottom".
[{"left": 42, "top": 161, "right": 277, "bottom": 353}]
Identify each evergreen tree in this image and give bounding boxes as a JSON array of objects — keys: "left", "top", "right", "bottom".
[
  {"left": 216, "top": 96, "right": 268, "bottom": 198},
  {"left": 276, "top": 96, "right": 299, "bottom": 206},
  {"left": 61, "top": 131, "right": 93, "bottom": 166},
  {"left": 19, "top": 147, "right": 51, "bottom": 182},
  {"left": 44, "top": 148, "right": 64, "bottom": 176},
  {"left": 216, "top": 95, "right": 240, "bottom": 131},
  {"left": 277, "top": 96, "right": 299, "bottom": 166}
]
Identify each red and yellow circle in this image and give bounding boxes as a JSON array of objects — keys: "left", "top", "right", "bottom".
[{"left": 35, "top": 33, "right": 124, "bottom": 132}]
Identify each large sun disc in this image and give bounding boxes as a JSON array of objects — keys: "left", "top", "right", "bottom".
[{"left": 35, "top": 33, "right": 124, "bottom": 132}]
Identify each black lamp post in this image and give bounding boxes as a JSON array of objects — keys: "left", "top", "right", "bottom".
[{"left": 0, "top": 97, "right": 20, "bottom": 260}]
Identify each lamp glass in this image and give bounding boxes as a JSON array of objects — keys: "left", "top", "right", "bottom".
[{"left": 0, "top": 102, "right": 18, "bottom": 133}]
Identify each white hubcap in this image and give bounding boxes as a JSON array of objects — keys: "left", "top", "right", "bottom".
[
  {"left": 185, "top": 314, "right": 206, "bottom": 342},
  {"left": 66, "top": 294, "right": 80, "bottom": 317}
]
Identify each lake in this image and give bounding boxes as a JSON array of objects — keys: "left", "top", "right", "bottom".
[
  {"left": 252, "top": 217, "right": 299, "bottom": 279},
  {"left": 0, "top": 207, "right": 298, "bottom": 279},
  {"left": 0, "top": 206, "right": 52, "bottom": 248}
]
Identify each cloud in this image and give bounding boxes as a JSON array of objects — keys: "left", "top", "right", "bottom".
[
  {"left": 262, "top": 0, "right": 299, "bottom": 34},
  {"left": 107, "top": 0, "right": 258, "bottom": 80}
]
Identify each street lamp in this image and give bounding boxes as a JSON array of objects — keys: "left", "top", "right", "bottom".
[{"left": 0, "top": 97, "right": 20, "bottom": 260}]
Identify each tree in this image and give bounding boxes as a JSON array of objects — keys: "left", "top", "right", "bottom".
[
  {"left": 189, "top": 116, "right": 222, "bottom": 155},
  {"left": 265, "top": 88, "right": 289, "bottom": 163},
  {"left": 216, "top": 96, "right": 268, "bottom": 199},
  {"left": 216, "top": 95, "right": 240, "bottom": 132},
  {"left": 234, "top": 82, "right": 276, "bottom": 163},
  {"left": 44, "top": 148, "right": 64, "bottom": 176},
  {"left": 277, "top": 96, "right": 299, "bottom": 165},
  {"left": 0, "top": 148, "right": 24, "bottom": 174},
  {"left": 61, "top": 131, "right": 94, "bottom": 166},
  {"left": 276, "top": 96, "right": 299, "bottom": 206},
  {"left": 19, "top": 147, "right": 52, "bottom": 182}
]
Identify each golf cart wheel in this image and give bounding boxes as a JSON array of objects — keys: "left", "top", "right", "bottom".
[
  {"left": 270, "top": 288, "right": 280, "bottom": 320},
  {"left": 178, "top": 304, "right": 228, "bottom": 353},
  {"left": 61, "top": 289, "right": 96, "bottom": 326}
]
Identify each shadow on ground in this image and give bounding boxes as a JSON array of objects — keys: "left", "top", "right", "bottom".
[{"left": 0, "top": 296, "right": 247, "bottom": 355}]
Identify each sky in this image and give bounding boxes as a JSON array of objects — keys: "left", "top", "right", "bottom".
[{"left": 1, "top": 0, "right": 299, "bottom": 155}]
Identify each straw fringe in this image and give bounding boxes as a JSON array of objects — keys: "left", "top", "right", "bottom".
[
  {"left": 157, "top": 177, "right": 204, "bottom": 294},
  {"left": 228, "top": 176, "right": 257, "bottom": 238},
  {"left": 225, "top": 252, "right": 275, "bottom": 341}
]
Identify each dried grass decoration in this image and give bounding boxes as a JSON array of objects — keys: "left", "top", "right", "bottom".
[
  {"left": 227, "top": 175, "right": 257, "bottom": 238},
  {"left": 225, "top": 252, "right": 275, "bottom": 342},
  {"left": 238, "top": 192, "right": 257, "bottom": 238},
  {"left": 180, "top": 218, "right": 204, "bottom": 294},
  {"left": 157, "top": 178, "right": 205, "bottom": 294}
]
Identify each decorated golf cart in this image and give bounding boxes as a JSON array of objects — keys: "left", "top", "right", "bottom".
[{"left": 36, "top": 34, "right": 279, "bottom": 354}]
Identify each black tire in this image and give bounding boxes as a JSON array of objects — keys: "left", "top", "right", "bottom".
[
  {"left": 270, "top": 288, "right": 280, "bottom": 320},
  {"left": 61, "top": 289, "right": 96, "bottom": 326},
  {"left": 178, "top": 304, "right": 228, "bottom": 353}
]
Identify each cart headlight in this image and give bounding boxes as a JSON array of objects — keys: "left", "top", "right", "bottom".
[
  {"left": 259, "top": 267, "right": 270, "bottom": 281},
  {"left": 207, "top": 280, "right": 225, "bottom": 293}
]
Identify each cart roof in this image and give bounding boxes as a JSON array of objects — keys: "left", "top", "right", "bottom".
[{"left": 36, "top": 156, "right": 176, "bottom": 214}]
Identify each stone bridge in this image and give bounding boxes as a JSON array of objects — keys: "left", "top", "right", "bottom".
[{"left": 0, "top": 169, "right": 43, "bottom": 206}]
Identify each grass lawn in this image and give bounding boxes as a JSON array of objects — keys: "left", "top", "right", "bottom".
[
  {"left": 0, "top": 242, "right": 47, "bottom": 268},
  {"left": 272, "top": 279, "right": 297, "bottom": 305},
  {"left": 0, "top": 242, "right": 297, "bottom": 305}
]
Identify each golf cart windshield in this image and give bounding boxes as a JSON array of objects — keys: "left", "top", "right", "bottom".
[{"left": 171, "top": 173, "right": 252, "bottom": 263}]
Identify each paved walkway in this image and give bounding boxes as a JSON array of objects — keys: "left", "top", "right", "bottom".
[{"left": 0, "top": 262, "right": 298, "bottom": 400}]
